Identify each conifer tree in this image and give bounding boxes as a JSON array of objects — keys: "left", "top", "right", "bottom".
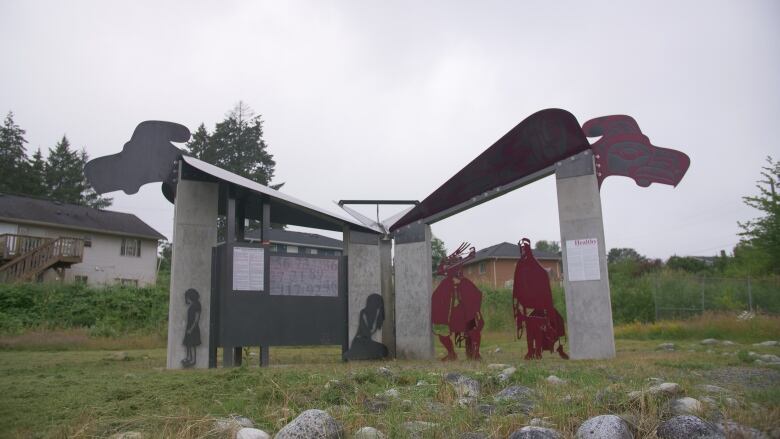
[
  {"left": 187, "top": 102, "right": 277, "bottom": 185},
  {"left": 45, "top": 136, "right": 111, "bottom": 208},
  {"left": 22, "top": 148, "right": 48, "bottom": 197},
  {"left": 0, "top": 111, "right": 29, "bottom": 194}
]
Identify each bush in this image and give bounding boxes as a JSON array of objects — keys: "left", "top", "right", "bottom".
[{"left": 0, "top": 281, "right": 169, "bottom": 335}]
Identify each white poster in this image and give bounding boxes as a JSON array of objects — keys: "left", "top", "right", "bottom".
[
  {"left": 565, "top": 238, "right": 601, "bottom": 282},
  {"left": 233, "top": 247, "right": 265, "bottom": 291}
]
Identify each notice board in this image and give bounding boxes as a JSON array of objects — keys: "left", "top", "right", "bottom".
[
  {"left": 270, "top": 255, "right": 339, "bottom": 297},
  {"left": 565, "top": 238, "right": 601, "bottom": 281}
]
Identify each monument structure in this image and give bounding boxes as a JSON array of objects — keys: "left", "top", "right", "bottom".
[{"left": 85, "top": 108, "right": 689, "bottom": 367}]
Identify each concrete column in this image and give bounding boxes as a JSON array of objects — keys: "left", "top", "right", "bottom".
[
  {"left": 393, "top": 223, "right": 434, "bottom": 360},
  {"left": 379, "top": 237, "right": 396, "bottom": 357},
  {"left": 345, "top": 229, "right": 383, "bottom": 350},
  {"left": 555, "top": 151, "right": 615, "bottom": 360},
  {"left": 167, "top": 176, "right": 218, "bottom": 369}
]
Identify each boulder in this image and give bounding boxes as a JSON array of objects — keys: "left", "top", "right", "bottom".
[
  {"left": 648, "top": 382, "right": 682, "bottom": 397},
  {"left": 721, "top": 421, "right": 769, "bottom": 439},
  {"left": 658, "top": 343, "right": 676, "bottom": 351},
  {"left": 575, "top": 415, "right": 633, "bottom": 439},
  {"left": 499, "top": 367, "right": 517, "bottom": 382},
  {"left": 701, "top": 339, "right": 720, "bottom": 346},
  {"left": 275, "top": 409, "right": 343, "bottom": 439},
  {"left": 353, "top": 426, "right": 385, "bottom": 439},
  {"left": 487, "top": 363, "right": 510, "bottom": 370},
  {"left": 447, "top": 374, "right": 480, "bottom": 398},
  {"left": 236, "top": 428, "right": 270, "bottom": 439},
  {"left": 656, "top": 415, "right": 724, "bottom": 439},
  {"left": 509, "top": 426, "right": 563, "bottom": 439},
  {"left": 669, "top": 397, "right": 704, "bottom": 416},
  {"left": 753, "top": 341, "right": 779, "bottom": 347},
  {"left": 546, "top": 375, "right": 566, "bottom": 385}
]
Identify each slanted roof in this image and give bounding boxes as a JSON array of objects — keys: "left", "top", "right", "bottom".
[
  {"left": 466, "top": 242, "right": 561, "bottom": 265},
  {"left": 0, "top": 193, "right": 165, "bottom": 240},
  {"left": 180, "top": 156, "right": 380, "bottom": 234},
  {"left": 245, "top": 228, "right": 343, "bottom": 250}
]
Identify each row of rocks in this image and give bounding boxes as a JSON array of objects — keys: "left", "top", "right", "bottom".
[{"left": 700, "top": 338, "right": 779, "bottom": 347}]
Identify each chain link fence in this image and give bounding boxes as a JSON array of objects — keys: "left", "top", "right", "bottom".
[{"left": 653, "top": 274, "right": 780, "bottom": 320}]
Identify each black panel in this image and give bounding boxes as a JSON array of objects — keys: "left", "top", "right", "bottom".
[{"left": 214, "top": 244, "right": 347, "bottom": 349}]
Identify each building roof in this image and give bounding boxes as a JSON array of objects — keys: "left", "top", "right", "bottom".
[
  {"left": 180, "top": 156, "right": 380, "bottom": 234},
  {"left": 465, "top": 242, "right": 561, "bottom": 265},
  {"left": 245, "top": 228, "right": 343, "bottom": 250},
  {"left": 0, "top": 193, "right": 166, "bottom": 240}
]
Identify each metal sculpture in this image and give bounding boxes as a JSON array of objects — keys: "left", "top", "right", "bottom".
[
  {"left": 389, "top": 109, "right": 689, "bottom": 231},
  {"left": 343, "top": 293, "right": 389, "bottom": 361},
  {"left": 583, "top": 115, "right": 690, "bottom": 188},
  {"left": 512, "top": 238, "right": 568, "bottom": 360},
  {"left": 83, "top": 120, "right": 189, "bottom": 196},
  {"left": 431, "top": 242, "right": 484, "bottom": 361},
  {"left": 182, "top": 288, "right": 202, "bottom": 368}
]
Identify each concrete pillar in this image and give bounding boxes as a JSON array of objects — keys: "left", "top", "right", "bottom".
[
  {"left": 345, "top": 229, "right": 383, "bottom": 350},
  {"left": 167, "top": 176, "right": 218, "bottom": 369},
  {"left": 555, "top": 151, "right": 616, "bottom": 359},
  {"left": 379, "top": 237, "right": 396, "bottom": 357},
  {"left": 393, "top": 223, "right": 434, "bottom": 360}
]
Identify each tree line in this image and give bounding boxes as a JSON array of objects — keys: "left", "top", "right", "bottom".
[
  {"left": 0, "top": 112, "right": 111, "bottom": 208},
  {"left": 0, "top": 102, "right": 280, "bottom": 212}
]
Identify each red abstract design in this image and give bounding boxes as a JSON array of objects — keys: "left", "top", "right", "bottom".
[
  {"left": 431, "top": 243, "right": 484, "bottom": 361},
  {"left": 582, "top": 115, "right": 690, "bottom": 188},
  {"left": 512, "top": 238, "right": 568, "bottom": 360}
]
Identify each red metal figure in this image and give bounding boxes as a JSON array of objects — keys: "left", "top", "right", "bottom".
[
  {"left": 431, "top": 242, "right": 484, "bottom": 361},
  {"left": 512, "top": 238, "right": 568, "bottom": 360}
]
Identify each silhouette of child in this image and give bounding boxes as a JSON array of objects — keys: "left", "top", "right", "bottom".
[
  {"left": 343, "top": 294, "right": 388, "bottom": 360},
  {"left": 182, "top": 288, "right": 201, "bottom": 367}
]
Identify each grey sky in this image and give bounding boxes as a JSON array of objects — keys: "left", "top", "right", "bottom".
[{"left": 2, "top": 1, "right": 778, "bottom": 259}]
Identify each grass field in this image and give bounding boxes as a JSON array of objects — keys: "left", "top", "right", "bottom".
[{"left": 1, "top": 315, "right": 779, "bottom": 438}]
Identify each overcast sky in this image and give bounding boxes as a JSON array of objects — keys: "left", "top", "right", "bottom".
[{"left": 2, "top": 1, "right": 778, "bottom": 259}]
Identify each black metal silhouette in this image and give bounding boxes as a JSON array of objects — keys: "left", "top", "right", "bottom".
[
  {"left": 84, "top": 120, "right": 189, "bottom": 195},
  {"left": 343, "top": 293, "right": 388, "bottom": 360},
  {"left": 182, "top": 288, "right": 202, "bottom": 368}
]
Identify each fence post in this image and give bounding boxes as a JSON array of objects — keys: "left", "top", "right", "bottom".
[
  {"left": 700, "top": 277, "right": 705, "bottom": 314},
  {"left": 747, "top": 275, "right": 753, "bottom": 312},
  {"left": 653, "top": 274, "right": 659, "bottom": 321}
]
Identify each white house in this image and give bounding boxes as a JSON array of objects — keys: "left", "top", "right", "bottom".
[{"left": 0, "top": 193, "right": 165, "bottom": 287}]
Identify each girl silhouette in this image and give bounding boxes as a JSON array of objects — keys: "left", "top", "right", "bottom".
[{"left": 182, "top": 288, "right": 201, "bottom": 367}]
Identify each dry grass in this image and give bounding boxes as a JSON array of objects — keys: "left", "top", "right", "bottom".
[
  {"left": 614, "top": 311, "right": 780, "bottom": 342},
  {"left": 1, "top": 328, "right": 779, "bottom": 438},
  {"left": 0, "top": 327, "right": 166, "bottom": 351}
]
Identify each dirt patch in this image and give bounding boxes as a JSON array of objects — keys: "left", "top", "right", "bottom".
[{"left": 702, "top": 366, "right": 780, "bottom": 390}]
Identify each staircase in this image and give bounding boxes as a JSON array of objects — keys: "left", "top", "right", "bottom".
[{"left": 0, "top": 234, "right": 84, "bottom": 283}]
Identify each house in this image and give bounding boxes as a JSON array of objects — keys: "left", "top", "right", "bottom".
[
  {"left": 461, "top": 241, "right": 562, "bottom": 288},
  {"left": 245, "top": 228, "right": 343, "bottom": 255},
  {"left": 0, "top": 193, "right": 165, "bottom": 286}
]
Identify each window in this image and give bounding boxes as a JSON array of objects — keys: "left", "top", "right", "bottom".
[
  {"left": 307, "top": 248, "right": 318, "bottom": 255},
  {"left": 272, "top": 244, "right": 286, "bottom": 253},
  {"left": 286, "top": 245, "right": 298, "bottom": 253},
  {"left": 478, "top": 262, "right": 486, "bottom": 274},
  {"left": 116, "top": 278, "right": 138, "bottom": 287},
  {"left": 83, "top": 235, "right": 92, "bottom": 248},
  {"left": 75, "top": 275, "right": 88, "bottom": 284},
  {"left": 121, "top": 238, "right": 141, "bottom": 257}
]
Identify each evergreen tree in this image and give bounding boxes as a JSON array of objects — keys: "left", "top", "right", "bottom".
[
  {"left": 431, "top": 236, "right": 447, "bottom": 272},
  {"left": 45, "top": 136, "right": 111, "bottom": 208},
  {"left": 534, "top": 240, "right": 560, "bottom": 254},
  {"left": 187, "top": 102, "right": 277, "bottom": 185},
  {"left": 738, "top": 156, "right": 780, "bottom": 274},
  {"left": 0, "top": 111, "right": 29, "bottom": 194},
  {"left": 21, "top": 148, "right": 48, "bottom": 197},
  {"left": 79, "top": 149, "right": 112, "bottom": 209}
]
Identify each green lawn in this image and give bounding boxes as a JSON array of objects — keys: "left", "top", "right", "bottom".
[{"left": 1, "top": 327, "right": 779, "bottom": 438}]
